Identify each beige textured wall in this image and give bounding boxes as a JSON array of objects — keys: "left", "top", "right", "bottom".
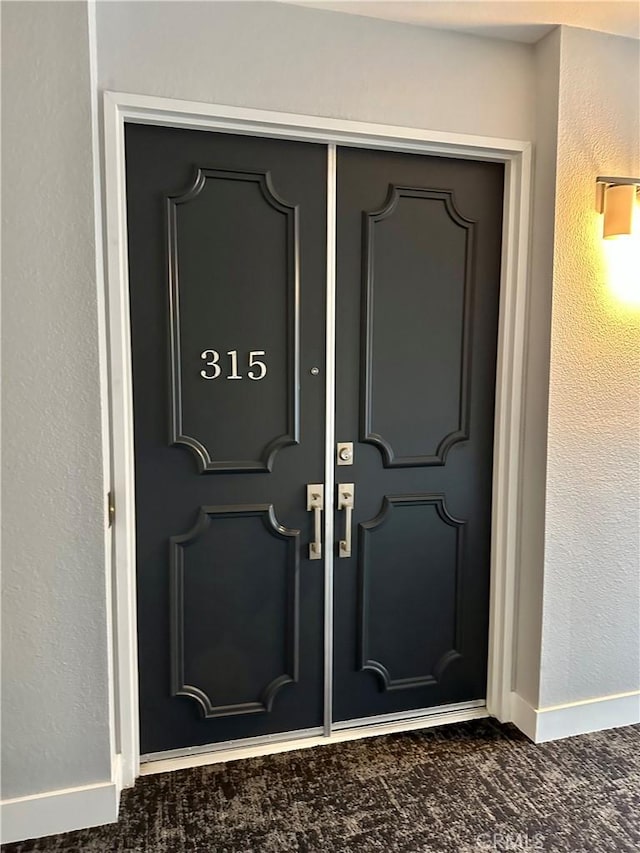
[
  {"left": 1, "top": 1, "right": 112, "bottom": 798},
  {"left": 96, "top": 1, "right": 536, "bottom": 140},
  {"left": 540, "top": 27, "right": 640, "bottom": 706}
]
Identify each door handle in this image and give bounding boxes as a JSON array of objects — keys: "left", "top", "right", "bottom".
[
  {"left": 338, "top": 484, "right": 355, "bottom": 558},
  {"left": 307, "top": 484, "right": 324, "bottom": 560}
]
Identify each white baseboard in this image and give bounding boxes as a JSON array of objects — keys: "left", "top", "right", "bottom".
[
  {"left": 510, "top": 690, "right": 640, "bottom": 743},
  {"left": 510, "top": 691, "right": 539, "bottom": 740},
  {"left": 1, "top": 779, "right": 119, "bottom": 845},
  {"left": 4, "top": 690, "right": 637, "bottom": 844}
]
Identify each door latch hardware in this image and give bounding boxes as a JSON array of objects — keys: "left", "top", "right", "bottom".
[
  {"left": 338, "top": 483, "right": 355, "bottom": 558},
  {"left": 107, "top": 491, "right": 115, "bottom": 528},
  {"left": 337, "top": 442, "right": 353, "bottom": 466},
  {"left": 307, "top": 484, "right": 324, "bottom": 560}
]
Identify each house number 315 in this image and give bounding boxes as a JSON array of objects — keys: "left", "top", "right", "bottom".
[{"left": 200, "top": 350, "right": 268, "bottom": 381}]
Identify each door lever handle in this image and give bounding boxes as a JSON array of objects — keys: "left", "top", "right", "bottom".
[
  {"left": 338, "top": 484, "right": 355, "bottom": 558},
  {"left": 307, "top": 484, "right": 324, "bottom": 560}
]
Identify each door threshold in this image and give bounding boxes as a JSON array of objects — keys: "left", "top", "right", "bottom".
[
  {"left": 140, "top": 725, "right": 325, "bottom": 766},
  {"left": 139, "top": 701, "right": 488, "bottom": 776},
  {"left": 332, "top": 698, "right": 486, "bottom": 731}
]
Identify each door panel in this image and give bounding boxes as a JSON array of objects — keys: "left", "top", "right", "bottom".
[
  {"left": 362, "top": 186, "right": 474, "bottom": 467},
  {"left": 333, "top": 147, "right": 503, "bottom": 722},
  {"left": 126, "top": 125, "right": 327, "bottom": 754},
  {"left": 168, "top": 167, "right": 300, "bottom": 472},
  {"left": 358, "top": 495, "right": 465, "bottom": 692},
  {"left": 170, "top": 504, "right": 299, "bottom": 718}
]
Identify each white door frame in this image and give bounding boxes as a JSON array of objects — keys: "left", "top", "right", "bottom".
[{"left": 102, "top": 90, "right": 533, "bottom": 788}]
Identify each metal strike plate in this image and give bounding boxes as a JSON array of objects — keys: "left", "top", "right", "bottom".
[{"left": 337, "top": 442, "right": 353, "bottom": 466}]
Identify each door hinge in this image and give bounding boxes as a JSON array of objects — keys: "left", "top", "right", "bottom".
[{"left": 108, "top": 490, "right": 115, "bottom": 528}]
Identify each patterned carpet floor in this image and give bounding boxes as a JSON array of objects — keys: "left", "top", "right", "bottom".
[{"left": 3, "top": 719, "right": 639, "bottom": 852}]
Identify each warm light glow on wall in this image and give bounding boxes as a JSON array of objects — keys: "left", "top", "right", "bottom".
[{"left": 602, "top": 197, "right": 640, "bottom": 307}]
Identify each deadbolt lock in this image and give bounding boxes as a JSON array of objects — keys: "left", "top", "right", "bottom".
[{"left": 337, "top": 442, "right": 353, "bottom": 466}]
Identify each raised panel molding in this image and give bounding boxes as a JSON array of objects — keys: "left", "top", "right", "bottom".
[
  {"left": 170, "top": 504, "right": 300, "bottom": 717},
  {"left": 167, "top": 167, "right": 300, "bottom": 473},
  {"left": 358, "top": 494, "right": 465, "bottom": 692},
  {"left": 361, "top": 185, "right": 476, "bottom": 467}
]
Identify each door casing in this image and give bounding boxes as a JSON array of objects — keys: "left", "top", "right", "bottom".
[{"left": 101, "top": 90, "right": 533, "bottom": 787}]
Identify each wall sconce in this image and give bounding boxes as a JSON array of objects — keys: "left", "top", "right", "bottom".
[{"left": 596, "top": 177, "right": 640, "bottom": 238}]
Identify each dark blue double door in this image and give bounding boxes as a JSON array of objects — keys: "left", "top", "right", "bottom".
[{"left": 126, "top": 124, "right": 503, "bottom": 756}]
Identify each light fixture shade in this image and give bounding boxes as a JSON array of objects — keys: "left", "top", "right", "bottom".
[{"left": 603, "top": 184, "right": 637, "bottom": 238}]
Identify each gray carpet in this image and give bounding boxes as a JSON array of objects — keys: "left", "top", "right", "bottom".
[{"left": 3, "top": 719, "right": 639, "bottom": 852}]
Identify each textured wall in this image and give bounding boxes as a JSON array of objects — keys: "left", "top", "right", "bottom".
[
  {"left": 540, "top": 27, "right": 640, "bottom": 706},
  {"left": 96, "top": 1, "right": 536, "bottom": 140},
  {"left": 514, "top": 28, "right": 561, "bottom": 707},
  {"left": 1, "top": 1, "right": 112, "bottom": 798}
]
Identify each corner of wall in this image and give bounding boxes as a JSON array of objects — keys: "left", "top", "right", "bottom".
[
  {"left": 512, "top": 26, "right": 562, "bottom": 710},
  {"left": 510, "top": 690, "right": 640, "bottom": 744}
]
